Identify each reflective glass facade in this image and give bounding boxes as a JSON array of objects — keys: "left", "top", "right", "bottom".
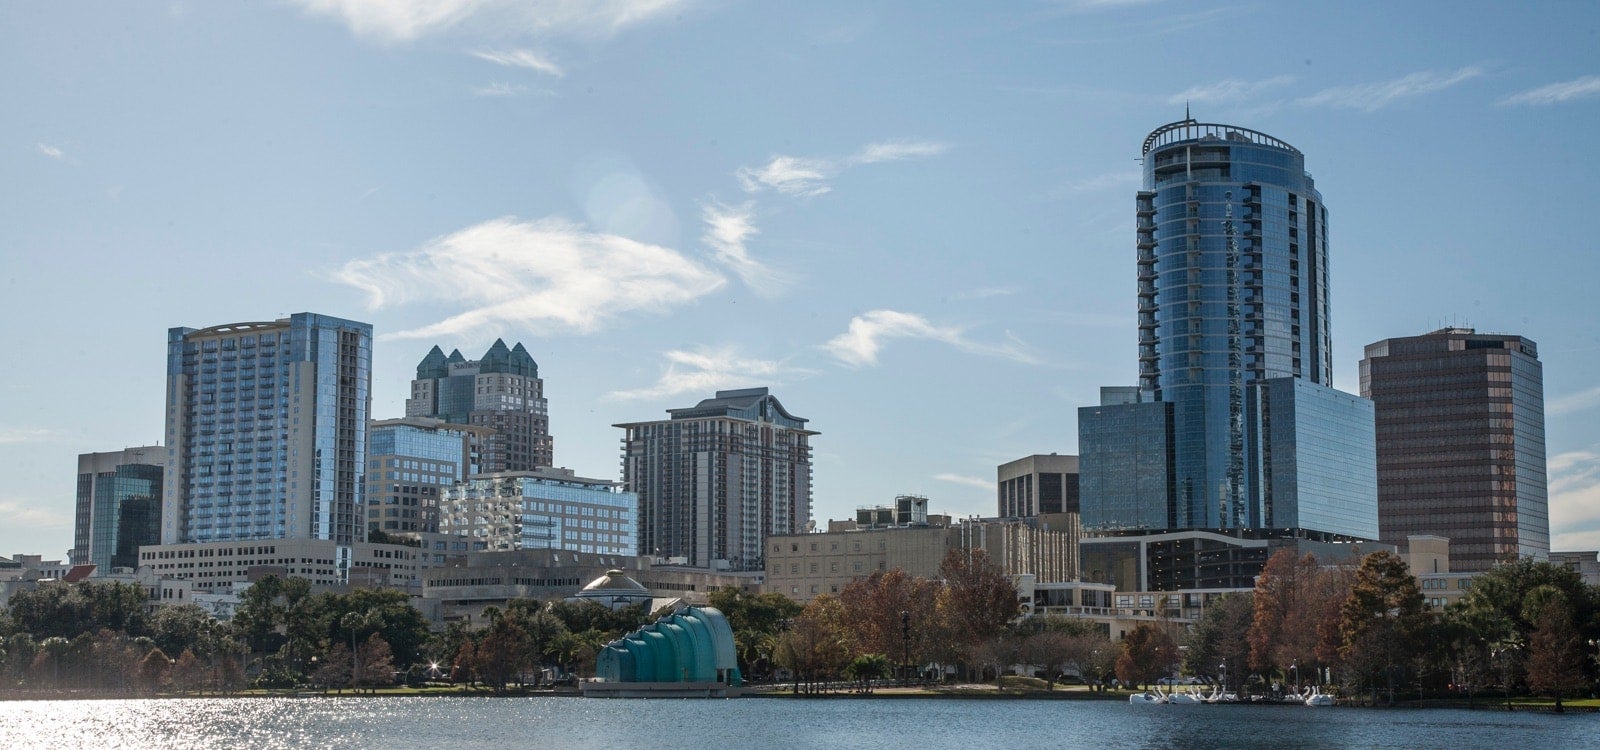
[
  {"left": 366, "top": 418, "right": 478, "bottom": 533},
  {"left": 1078, "top": 120, "right": 1378, "bottom": 550},
  {"left": 164, "top": 313, "right": 371, "bottom": 545},
  {"left": 1251, "top": 378, "right": 1379, "bottom": 540},
  {"left": 1139, "top": 121, "right": 1331, "bottom": 530},
  {"left": 1078, "top": 400, "right": 1172, "bottom": 532},
  {"left": 74, "top": 447, "right": 164, "bottom": 570},
  {"left": 439, "top": 471, "right": 637, "bottom": 556},
  {"left": 1360, "top": 329, "right": 1549, "bottom": 571}
]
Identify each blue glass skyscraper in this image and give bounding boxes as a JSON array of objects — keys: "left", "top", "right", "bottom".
[
  {"left": 163, "top": 313, "right": 372, "bottom": 545},
  {"left": 1080, "top": 120, "right": 1375, "bottom": 547}
]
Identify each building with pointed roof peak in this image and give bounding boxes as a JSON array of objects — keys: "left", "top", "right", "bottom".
[{"left": 406, "top": 340, "right": 553, "bottom": 473}]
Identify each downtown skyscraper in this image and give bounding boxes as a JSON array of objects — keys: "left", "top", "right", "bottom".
[
  {"left": 1361, "top": 328, "right": 1549, "bottom": 571},
  {"left": 1078, "top": 120, "right": 1377, "bottom": 588},
  {"left": 406, "top": 340, "right": 553, "bottom": 473},
  {"left": 163, "top": 313, "right": 372, "bottom": 545}
]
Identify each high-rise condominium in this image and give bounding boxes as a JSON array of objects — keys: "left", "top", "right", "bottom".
[
  {"left": 616, "top": 388, "right": 816, "bottom": 571},
  {"left": 1361, "top": 328, "right": 1549, "bottom": 571},
  {"left": 406, "top": 340, "right": 552, "bottom": 473},
  {"left": 72, "top": 446, "right": 164, "bottom": 570},
  {"left": 163, "top": 314, "right": 371, "bottom": 545},
  {"left": 1080, "top": 120, "right": 1376, "bottom": 547}
]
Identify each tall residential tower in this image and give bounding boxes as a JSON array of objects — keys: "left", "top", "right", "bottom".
[
  {"left": 163, "top": 314, "right": 372, "bottom": 545},
  {"left": 616, "top": 388, "right": 816, "bottom": 572},
  {"left": 1077, "top": 121, "right": 1377, "bottom": 589},
  {"left": 1361, "top": 328, "right": 1549, "bottom": 571}
]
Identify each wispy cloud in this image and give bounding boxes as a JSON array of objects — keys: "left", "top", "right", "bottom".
[
  {"left": 1298, "top": 65, "right": 1484, "bottom": 112},
  {"left": 1550, "top": 448, "right": 1600, "bottom": 550},
  {"left": 822, "top": 309, "right": 1038, "bottom": 367},
  {"left": 934, "top": 473, "right": 993, "bottom": 490},
  {"left": 0, "top": 498, "right": 70, "bottom": 530},
  {"left": 737, "top": 139, "right": 949, "bottom": 198},
  {"left": 329, "top": 216, "right": 725, "bottom": 341},
  {"left": 700, "top": 201, "right": 791, "bottom": 296},
  {"left": 849, "top": 139, "right": 950, "bottom": 164},
  {"left": 1499, "top": 75, "right": 1600, "bottom": 107},
  {"left": 36, "top": 143, "right": 65, "bottom": 160},
  {"left": 470, "top": 48, "right": 564, "bottom": 76},
  {"left": 288, "top": 0, "right": 683, "bottom": 43},
  {"left": 1168, "top": 75, "right": 1293, "bottom": 105},
  {"left": 605, "top": 346, "right": 815, "bottom": 401},
  {"left": 0, "top": 427, "right": 67, "bottom": 444},
  {"left": 1549, "top": 384, "right": 1600, "bottom": 417},
  {"left": 472, "top": 82, "right": 531, "bottom": 97},
  {"left": 736, "top": 155, "right": 834, "bottom": 198}
]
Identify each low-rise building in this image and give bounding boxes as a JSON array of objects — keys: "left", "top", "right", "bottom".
[
  {"left": 765, "top": 503, "right": 1079, "bottom": 603},
  {"left": 420, "top": 548, "right": 758, "bottom": 627},
  {"left": 1552, "top": 550, "right": 1600, "bottom": 587},
  {"left": 138, "top": 538, "right": 427, "bottom": 595}
]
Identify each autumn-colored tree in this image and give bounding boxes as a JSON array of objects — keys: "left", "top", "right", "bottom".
[
  {"left": 1020, "top": 631, "right": 1077, "bottom": 690},
  {"left": 1115, "top": 623, "right": 1179, "bottom": 690},
  {"left": 478, "top": 619, "right": 532, "bottom": 693},
  {"left": 1525, "top": 594, "right": 1586, "bottom": 711},
  {"left": 774, "top": 596, "right": 851, "bottom": 695},
  {"left": 1248, "top": 551, "right": 1324, "bottom": 680},
  {"left": 838, "top": 568, "right": 940, "bottom": 675},
  {"left": 311, "top": 643, "right": 352, "bottom": 694},
  {"left": 171, "top": 648, "right": 208, "bottom": 695},
  {"left": 936, "top": 549, "right": 1018, "bottom": 676},
  {"left": 1339, "top": 551, "right": 1427, "bottom": 705},
  {"left": 355, "top": 633, "right": 396, "bottom": 691},
  {"left": 450, "top": 640, "right": 479, "bottom": 688}
]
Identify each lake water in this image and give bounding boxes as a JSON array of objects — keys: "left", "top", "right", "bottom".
[{"left": 0, "top": 696, "right": 1591, "bottom": 749}]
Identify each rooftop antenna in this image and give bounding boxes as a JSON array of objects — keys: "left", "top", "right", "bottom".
[{"left": 1186, "top": 101, "right": 1191, "bottom": 121}]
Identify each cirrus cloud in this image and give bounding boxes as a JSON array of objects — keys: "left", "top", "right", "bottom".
[
  {"left": 1297, "top": 65, "right": 1484, "bottom": 112},
  {"left": 737, "top": 139, "right": 949, "bottom": 198},
  {"left": 700, "top": 201, "right": 792, "bottom": 296},
  {"left": 1499, "top": 75, "right": 1600, "bottom": 107},
  {"left": 329, "top": 216, "right": 725, "bottom": 341},
  {"left": 823, "top": 309, "right": 1038, "bottom": 367},
  {"left": 288, "top": 0, "right": 684, "bottom": 43}
]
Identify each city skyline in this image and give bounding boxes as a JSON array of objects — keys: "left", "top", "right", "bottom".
[{"left": 3, "top": 2, "right": 1599, "bottom": 557}]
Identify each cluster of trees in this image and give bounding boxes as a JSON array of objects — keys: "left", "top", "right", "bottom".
[
  {"left": 707, "top": 548, "right": 1119, "bottom": 693},
  {"left": 1179, "top": 550, "right": 1600, "bottom": 708},
  {"left": 0, "top": 575, "right": 654, "bottom": 695}
]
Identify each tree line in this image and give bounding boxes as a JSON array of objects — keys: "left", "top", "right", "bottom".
[
  {"left": 0, "top": 575, "right": 654, "bottom": 696},
  {"left": 1177, "top": 550, "right": 1598, "bottom": 709}
]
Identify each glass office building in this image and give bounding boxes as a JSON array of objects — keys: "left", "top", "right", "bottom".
[
  {"left": 1361, "top": 329, "right": 1548, "bottom": 571},
  {"left": 163, "top": 313, "right": 372, "bottom": 545},
  {"left": 439, "top": 470, "right": 638, "bottom": 556},
  {"left": 367, "top": 417, "right": 483, "bottom": 534},
  {"left": 1078, "top": 120, "right": 1377, "bottom": 554},
  {"left": 73, "top": 446, "right": 164, "bottom": 570}
]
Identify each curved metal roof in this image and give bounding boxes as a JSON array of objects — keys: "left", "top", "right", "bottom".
[{"left": 1142, "top": 119, "right": 1301, "bottom": 157}]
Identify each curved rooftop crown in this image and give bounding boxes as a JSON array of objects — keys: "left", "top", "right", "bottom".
[
  {"left": 667, "top": 387, "right": 809, "bottom": 427},
  {"left": 1142, "top": 119, "right": 1301, "bottom": 157}
]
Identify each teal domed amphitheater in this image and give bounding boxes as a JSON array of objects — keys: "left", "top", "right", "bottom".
[{"left": 594, "top": 606, "right": 741, "bottom": 686}]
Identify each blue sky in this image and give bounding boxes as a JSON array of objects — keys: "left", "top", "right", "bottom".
[{"left": 3, "top": 1, "right": 1598, "bottom": 560}]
